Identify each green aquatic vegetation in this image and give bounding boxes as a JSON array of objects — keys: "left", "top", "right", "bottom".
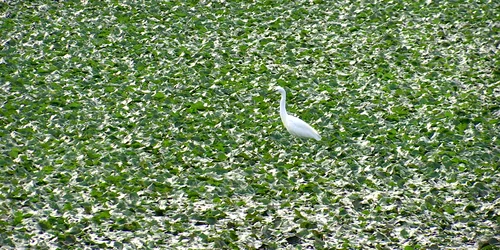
[{"left": 0, "top": 0, "right": 498, "bottom": 249}]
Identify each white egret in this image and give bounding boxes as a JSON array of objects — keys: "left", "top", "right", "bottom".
[{"left": 276, "top": 86, "right": 321, "bottom": 141}]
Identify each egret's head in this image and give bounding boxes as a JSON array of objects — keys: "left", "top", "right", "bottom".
[{"left": 276, "top": 86, "right": 286, "bottom": 95}]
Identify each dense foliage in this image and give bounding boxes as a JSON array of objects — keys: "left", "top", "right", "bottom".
[{"left": 1, "top": 0, "right": 498, "bottom": 249}]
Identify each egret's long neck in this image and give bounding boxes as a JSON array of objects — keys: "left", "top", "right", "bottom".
[{"left": 279, "top": 91, "right": 287, "bottom": 123}]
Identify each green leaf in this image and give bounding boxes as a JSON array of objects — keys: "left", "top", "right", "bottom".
[{"left": 9, "top": 147, "right": 21, "bottom": 158}]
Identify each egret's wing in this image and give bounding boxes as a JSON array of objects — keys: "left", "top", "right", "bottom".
[{"left": 286, "top": 115, "right": 321, "bottom": 140}]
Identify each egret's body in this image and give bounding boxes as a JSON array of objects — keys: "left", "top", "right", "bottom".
[{"left": 276, "top": 86, "right": 321, "bottom": 141}]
